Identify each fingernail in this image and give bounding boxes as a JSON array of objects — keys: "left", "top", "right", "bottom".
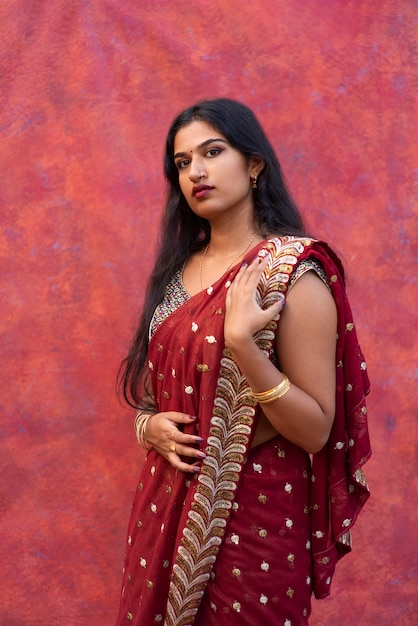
[
  {"left": 189, "top": 415, "right": 197, "bottom": 420},
  {"left": 241, "top": 261, "right": 248, "bottom": 268},
  {"left": 197, "top": 451, "right": 206, "bottom": 458},
  {"left": 195, "top": 436, "right": 204, "bottom": 442},
  {"left": 192, "top": 466, "right": 201, "bottom": 473}
]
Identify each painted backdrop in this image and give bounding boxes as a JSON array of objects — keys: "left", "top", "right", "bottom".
[{"left": 1, "top": 1, "right": 417, "bottom": 625}]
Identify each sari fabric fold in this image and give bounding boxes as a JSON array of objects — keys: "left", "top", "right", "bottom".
[{"left": 116, "top": 237, "right": 371, "bottom": 626}]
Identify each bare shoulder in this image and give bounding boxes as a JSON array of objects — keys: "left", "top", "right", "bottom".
[
  {"left": 285, "top": 270, "right": 336, "bottom": 324},
  {"left": 277, "top": 270, "right": 337, "bottom": 386}
]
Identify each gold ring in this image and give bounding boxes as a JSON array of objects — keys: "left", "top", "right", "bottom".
[{"left": 169, "top": 442, "right": 176, "bottom": 453}]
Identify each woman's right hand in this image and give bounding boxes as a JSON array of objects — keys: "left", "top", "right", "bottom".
[{"left": 145, "top": 411, "right": 205, "bottom": 473}]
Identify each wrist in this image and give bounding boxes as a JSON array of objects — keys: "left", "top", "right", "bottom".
[
  {"left": 134, "top": 411, "right": 155, "bottom": 450},
  {"left": 225, "top": 331, "right": 257, "bottom": 352},
  {"left": 226, "top": 335, "right": 261, "bottom": 365}
]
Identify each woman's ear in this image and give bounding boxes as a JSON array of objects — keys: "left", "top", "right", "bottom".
[{"left": 249, "top": 156, "right": 265, "bottom": 178}]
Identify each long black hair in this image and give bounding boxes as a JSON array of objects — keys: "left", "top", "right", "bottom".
[{"left": 119, "top": 97, "right": 307, "bottom": 408}]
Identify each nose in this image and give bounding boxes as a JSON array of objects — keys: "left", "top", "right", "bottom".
[{"left": 188, "top": 156, "right": 206, "bottom": 182}]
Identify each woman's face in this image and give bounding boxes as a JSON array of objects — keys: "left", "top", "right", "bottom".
[{"left": 173, "top": 120, "right": 261, "bottom": 224}]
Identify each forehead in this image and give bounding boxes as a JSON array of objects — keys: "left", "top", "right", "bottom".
[{"left": 173, "top": 120, "right": 227, "bottom": 153}]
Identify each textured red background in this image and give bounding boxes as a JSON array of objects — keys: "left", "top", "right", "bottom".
[{"left": 1, "top": 1, "right": 417, "bottom": 624}]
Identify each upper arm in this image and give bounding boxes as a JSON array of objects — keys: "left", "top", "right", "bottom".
[{"left": 276, "top": 270, "right": 337, "bottom": 422}]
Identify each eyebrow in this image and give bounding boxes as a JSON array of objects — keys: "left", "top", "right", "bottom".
[{"left": 173, "top": 137, "right": 228, "bottom": 160}]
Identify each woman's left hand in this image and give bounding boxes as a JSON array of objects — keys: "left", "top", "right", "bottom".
[{"left": 224, "top": 256, "right": 285, "bottom": 348}]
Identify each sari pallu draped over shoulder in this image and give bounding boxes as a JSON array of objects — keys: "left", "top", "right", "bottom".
[
  {"left": 223, "top": 237, "right": 371, "bottom": 601},
  {"left": 117, "top": 237, "right": 371, "bottom": 626}
]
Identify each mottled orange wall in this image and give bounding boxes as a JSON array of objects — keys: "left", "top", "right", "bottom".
[{"left": 0, "top": 1, "right": 417, "bottom": 625}]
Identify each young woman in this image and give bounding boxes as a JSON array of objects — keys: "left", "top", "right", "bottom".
[{"left": 116, "top": 98, "right": 371, "bottom": 626}]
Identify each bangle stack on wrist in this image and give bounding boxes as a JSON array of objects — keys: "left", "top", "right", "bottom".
[
  {"left": 134, "top": 411, "right": 153, "bottom": 450},
  {"left": 252, "top": 375, "right": 291, "bottom": 404}
]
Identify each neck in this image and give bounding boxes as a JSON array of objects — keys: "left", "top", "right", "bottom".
[
  {"left": 199, "top": 229, "right": 262, "bottom": 291},
  {"left": 207, "top": 232, "right": 259, "bottom": 258},
  {"left": 206, "top": 220, "right": 261, "bottom": 257}
]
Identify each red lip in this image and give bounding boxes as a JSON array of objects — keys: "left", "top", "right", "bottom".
[{"left": 192, "top": 184, "right": 214, "bottom": 197}]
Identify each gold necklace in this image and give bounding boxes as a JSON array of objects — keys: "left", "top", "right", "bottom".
[{"left": 199, "top": 233, "right": 258, "bottom": 291}]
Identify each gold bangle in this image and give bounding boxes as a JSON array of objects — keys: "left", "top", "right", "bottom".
[
  {"left": 252, "top": 375, "right": 291, "bottom": 404},
  {"left": 134, "top": 411, "right": 153, "bottom": 450},
  {"left": 134, "top": 411, "right": 148, "bottom": 436}
]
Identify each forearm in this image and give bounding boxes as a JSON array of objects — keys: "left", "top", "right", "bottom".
[{"left": 228, "top": 338, "right": 332, "bottom": 453}]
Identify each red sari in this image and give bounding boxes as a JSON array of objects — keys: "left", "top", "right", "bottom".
[{"left": 116, "top": 237, "right": 371, "bottom": 626}]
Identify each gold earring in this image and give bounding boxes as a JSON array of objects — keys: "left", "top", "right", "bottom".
[{"left": 252, "top": 175, "right": 258, "bottom": 189}]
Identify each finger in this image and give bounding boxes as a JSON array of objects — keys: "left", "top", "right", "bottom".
[
  {"left": 233, "top": 260, "right": 249, "bottom": 281},
  {"left": 168, "top": 424, "right": 204, "bottom": 447},
  {"left": 259, "top": 299, "right": 285, "bottom": 324},
  {"left": 232, "top": 256, "right": 269, "bottom": 290},
  {"left": 227, "top": 263, "right": 247, "bottom": 293},
  {"left": 167, "top": 447, "right": 204, "bottom": 473},
  {"left": 169, "top": 441, "right": 206, "bottom": 461},
  {"left": 176, "top": 434, "right": 205, "bottom": 447},
  {"left": 263, "top": 291, "right": 286, "bottom": 310},
  {"left": 161, "top": 414, "right": 198, "bottom": 441},
  {"left": 166, "top": 412, "right": 198, "bottom": 425},
  {"left": 247, "top": 254, "right": 269, "bottom": 270},
  {"left": 227, "top": 264, "right": 251, "bottom": 296},
  {"left": 248, "top": 255, "right": 269, "bottom": 279},
  {"left": 174, "top": 459, "right": 202, "bottom": 474}
]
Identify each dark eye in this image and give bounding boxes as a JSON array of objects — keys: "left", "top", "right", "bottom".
[
  {"left": 175, "top": 159, "right": 190, "bottom": 170},
  {"left": 206, "top": 147, "right": 223, "bottom": 158}
]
